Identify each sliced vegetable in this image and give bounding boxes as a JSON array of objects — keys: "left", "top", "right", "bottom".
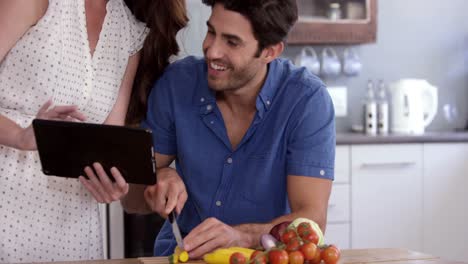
[{"left": 260, "top": 233, "right": 278, "bottom": 250}]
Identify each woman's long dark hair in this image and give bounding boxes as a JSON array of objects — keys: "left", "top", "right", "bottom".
[{"left": 124, "top": 0, "right": 188, "bottom": 125}]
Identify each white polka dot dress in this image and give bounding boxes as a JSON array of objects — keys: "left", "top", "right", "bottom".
[{"left": 0, "top": 0, "right": 147, "bottom": 263}]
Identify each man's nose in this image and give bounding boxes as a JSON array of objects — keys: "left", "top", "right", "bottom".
[{"left": 205, "top": 38, "right": 224, "bottom": 59}]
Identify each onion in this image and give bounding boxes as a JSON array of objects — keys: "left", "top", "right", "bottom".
[
  {"left": 260, "top": 234, "right": 278, "bottom": 250},
  {"left": 269, "top": 221, "right": 292, "bottom": 241}
]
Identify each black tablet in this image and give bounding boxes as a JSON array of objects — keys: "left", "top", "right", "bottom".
[{"left": 32, "top": 119, "right": 156, "bottom": 185}]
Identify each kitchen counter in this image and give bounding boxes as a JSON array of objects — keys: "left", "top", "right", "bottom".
[
  {"left": 337, "top": 131, "right": 468, "bottom": 145},
  {"left": 29, "top": 248, "right": 464, "bottom": 264}
]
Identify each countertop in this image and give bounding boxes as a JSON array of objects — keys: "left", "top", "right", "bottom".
[
  {"left": 337, "top": 131, "right": 468, "bottom": 145},
  {"left": 30, "top": 248, "right": 465, "bottom": 264}
]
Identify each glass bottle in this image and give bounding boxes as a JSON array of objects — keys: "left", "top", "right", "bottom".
[
  {"left": 363, "top": 80, "right": 377, "bottom": 135},
  {"left": 376, "top": 80, "right": 389, "bottom": 135}
]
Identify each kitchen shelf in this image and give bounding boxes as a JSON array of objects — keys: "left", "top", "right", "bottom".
[{"left": 287, "top": 0, "right": 377, "bottom": 44}]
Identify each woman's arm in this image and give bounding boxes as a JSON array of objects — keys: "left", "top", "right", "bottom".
[
  {"left": 103, "top": 52, "right": 141, "bottom": 126},
  {"left": 0, "top": 0, "right": 49, "bottom": 148},
  {"left": 0, "top": 0, "right": 48, "bottom": 62}
]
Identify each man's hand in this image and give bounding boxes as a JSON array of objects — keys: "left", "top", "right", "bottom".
[
  {"left": 144, "top": 167, "right": 187, "bottom": 218},
  {"left": 183, "top": 218, "right": 253, "bottom": 259}
]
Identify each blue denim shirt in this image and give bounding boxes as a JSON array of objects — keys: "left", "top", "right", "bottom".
[{"left": 141, "top": 56, "right": 335, "bottom": 256}]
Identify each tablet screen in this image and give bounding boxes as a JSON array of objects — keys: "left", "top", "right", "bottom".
[{"left": 32, "top": 119, "right": 156, "bottom": 185}]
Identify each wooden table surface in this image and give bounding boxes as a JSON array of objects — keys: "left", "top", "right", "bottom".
[{"left": 34, "top": 248, "right": 466, "bottom": 264}]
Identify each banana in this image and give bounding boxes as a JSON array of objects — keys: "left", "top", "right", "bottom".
[
  {"left": 169, "top": 246, "right": 190, "bottom": 264},
  {"left": 203, "top": 247, "right": 255, "bottom": 264}
]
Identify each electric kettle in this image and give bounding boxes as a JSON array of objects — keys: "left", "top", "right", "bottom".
[{"left": 388, "top": 79, "right": 438, "bottom": 134}]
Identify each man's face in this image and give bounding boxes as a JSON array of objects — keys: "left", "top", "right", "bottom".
[{"left": 202, "top": 3, "right": 264, "bottom": 92}]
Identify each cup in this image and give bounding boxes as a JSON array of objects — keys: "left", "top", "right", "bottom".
[
  {"left": 295, "top": 47, "right": 320, "bottom": 76},
  {"left": 320, "top": 47, "right": 341, "bottom": 77},
  {"left": 342, "top": 47, "right": 362, "bottom": 76}
]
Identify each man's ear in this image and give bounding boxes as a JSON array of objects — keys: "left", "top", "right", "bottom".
[{"left": 261, "top": 42, "right": 284, "bottom": 63}]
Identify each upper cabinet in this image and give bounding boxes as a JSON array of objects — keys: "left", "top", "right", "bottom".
[{"left": 288, "top": 0, "right": 377, "bottom": 44}]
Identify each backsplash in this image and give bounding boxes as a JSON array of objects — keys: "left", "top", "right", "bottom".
[{"left": 283, "top": 0, "right": 468, "bottom": 133}]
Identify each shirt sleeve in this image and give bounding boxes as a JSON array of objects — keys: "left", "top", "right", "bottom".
[
  {"left": 123, "top": 4, "right": 149, "bottom": 56},
  {"left": 141, "top": 73, "right": 178, "bottom": 155},
  {"left": 286, "top": 85, "right": 336, "bottom": 180}
]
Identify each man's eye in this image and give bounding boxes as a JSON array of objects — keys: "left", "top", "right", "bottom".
[{"left": 227, "top": 40, "right": 239, "bottom": 47}]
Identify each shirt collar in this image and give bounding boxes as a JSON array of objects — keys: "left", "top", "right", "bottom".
[{"left": 194, "top": 59, "right": 284, "bottom": 116}]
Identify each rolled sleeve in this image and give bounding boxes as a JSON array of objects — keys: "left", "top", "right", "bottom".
[
  {"left": 286, "top": 86, "right": 336, "bottom": 180},
  {"left": 141, "top": 75, "right": 177, "bottom": 155}
]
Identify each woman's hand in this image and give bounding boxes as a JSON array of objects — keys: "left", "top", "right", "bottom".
[
  {"left": 79, "top": 162, "right": 129, "bottom": 203},
  {"left": 16, "top": 99, "right": 87, "bottom": 150}
]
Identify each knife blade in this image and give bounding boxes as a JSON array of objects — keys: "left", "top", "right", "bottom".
[{"left": 168, "top": 210, "right": 185, "bottom": 250}]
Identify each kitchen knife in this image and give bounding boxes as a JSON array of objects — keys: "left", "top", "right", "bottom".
[{"left": 168, "top": 210, "right": 185, "bottom": 250}]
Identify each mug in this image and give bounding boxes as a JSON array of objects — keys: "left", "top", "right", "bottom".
[
  {"left": 295, "top": 47, "right": 320, "bottom": 76},
  {"left": 320, "top": 47, "right": 341, "bottom": 77},
  {"left": 342, "top": 47, "right": 362, "bottom": 76}
]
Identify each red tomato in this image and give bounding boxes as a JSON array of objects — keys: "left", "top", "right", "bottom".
[
  {"left": 299, "top": 242, "right": 317, "bottom": 260},
  {"left": 302, "top": 231, "right": 319, "bottom": 245},
  {"left": 281, "top": 229, "right": 297, "bottom": 244},
  {"left": 230, "top": 252, "right": 247, "bottom": 264},
  {"left": 297, "top": 222, "right": 313, "bottom": 237},
  {"left": 321, "top": 245, "right": 341, "bottom": 264},
  {"left": 250, "top": 250, "right": 267, "bottom": 264},
  {"left": 310, "top": 247, "right": 322, "bottom": 264},
  {"left": 268, "top": 249, "right": 289, "bottom": 264},
  {"left": 286, "top": 237, "right": 302, "bottom": 252},
  {"left": 288, "top": 251, "right": 305, "bottom": 264}
]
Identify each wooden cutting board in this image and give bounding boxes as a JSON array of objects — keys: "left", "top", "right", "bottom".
[{"left": 137, "top": 248, "right": 440, "bottom": 264}]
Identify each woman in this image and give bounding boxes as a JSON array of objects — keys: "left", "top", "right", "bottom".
[{"left": 0, "top": 0, "right": 187, "bottom": 262}]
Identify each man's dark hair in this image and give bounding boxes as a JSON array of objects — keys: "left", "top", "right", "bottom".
[{"left": 202, "top": 0, "right": 298, "bottom": 55}]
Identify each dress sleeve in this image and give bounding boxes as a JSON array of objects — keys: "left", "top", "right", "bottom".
[{"left": 123, "top": 4, "right": 149, "bottom": 56}]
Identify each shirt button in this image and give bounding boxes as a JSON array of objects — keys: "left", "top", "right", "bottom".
[
  {"left": 216, "top": 201, "right": 222, "bottom": 206},
  {"left": 206, "top": 104, "right": 213, "bottom": 111},
  {"left": 227, "top": 157, "right": 233, "bottom": 164},
  {"left": 320, "top": 170, "right": 325, "bottom": 176},
  {"left": 210, "top": 120, "right": 214, "bottom": 125},
  {"left": 266, "top": 100, "right": 271, "bottom": 105},
  {"left": 200, "top": 97, "right": 205, "bottom": 102}
]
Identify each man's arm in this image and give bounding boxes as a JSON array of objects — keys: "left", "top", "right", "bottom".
[
  {"left": 120, "top": 152, "right": 176, "bottom": 214},
  {"left": 235, "top": 175, "right": 332, "bottom": 245},
  {"left": 183, "top": 175, "right": 332, "bottom": 258}
]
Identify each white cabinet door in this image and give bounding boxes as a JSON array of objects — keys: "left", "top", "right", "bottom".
[
  {"left": 325, "top": 145, "right": 351, "bottom": 249},
  {"left": 423, "top": 143, "right": 468, "bottom": 262},
  {"left": 351, "top": 144, "right": 423, "bottom": 251}
]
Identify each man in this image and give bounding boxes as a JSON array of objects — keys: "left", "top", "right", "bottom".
[{"left": 86, "top": 0, "right": 335, "bottom": 258}]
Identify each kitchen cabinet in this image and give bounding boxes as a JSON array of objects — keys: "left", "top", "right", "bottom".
[
  {"left": 351, "top": 144, "right": 423, "bottom": 251},
  {"left": 325, "top": 146, "right": 351, "bottom": 249},
  {"left": 422, "top": 143, "right": 468, "bottom": 262},
  {"left": 288, "top": 0, "right": 377, "bottom": 44}
]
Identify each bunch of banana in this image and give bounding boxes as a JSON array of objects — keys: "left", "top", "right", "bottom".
[{"left": 203, "top": 247, "right": 255, "bottom": 264}]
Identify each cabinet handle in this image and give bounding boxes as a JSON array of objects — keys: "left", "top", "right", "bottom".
[{"left": 360, "top": 162, "right": 416, "bottom": 169}]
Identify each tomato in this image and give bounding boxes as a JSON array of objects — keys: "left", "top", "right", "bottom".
[
  {"left": 250, "top": 250, "right": 267, "bottom": 264},
  {"left": 286, "top": 237, "right": 301, "bottom": 252},
  {"left": 310, "top": 247, "right": 322, "bottom": 264},
  {"left": 230, "top": 252, "right": 247, "bottom": 264},
  {"left": 321, "top": 245, "right": 341, "bottom": 264},
  {"left": 301, "top": 231, "right": 319, "bottom": 245},
  {"left": 299, "top": 242, "right": 317, "bottom": 261},
  {"left": 288, "top": 251, "right": 305, "bottom": 264},
  {"left": 281, "top": 229, "right": 297, "bottom": 244},
  {"left": 268, "top": 249, "right": 289, "bottom": 264},
  {"left": 297, "top": 222, "right": 313, "bottom": 237}
]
